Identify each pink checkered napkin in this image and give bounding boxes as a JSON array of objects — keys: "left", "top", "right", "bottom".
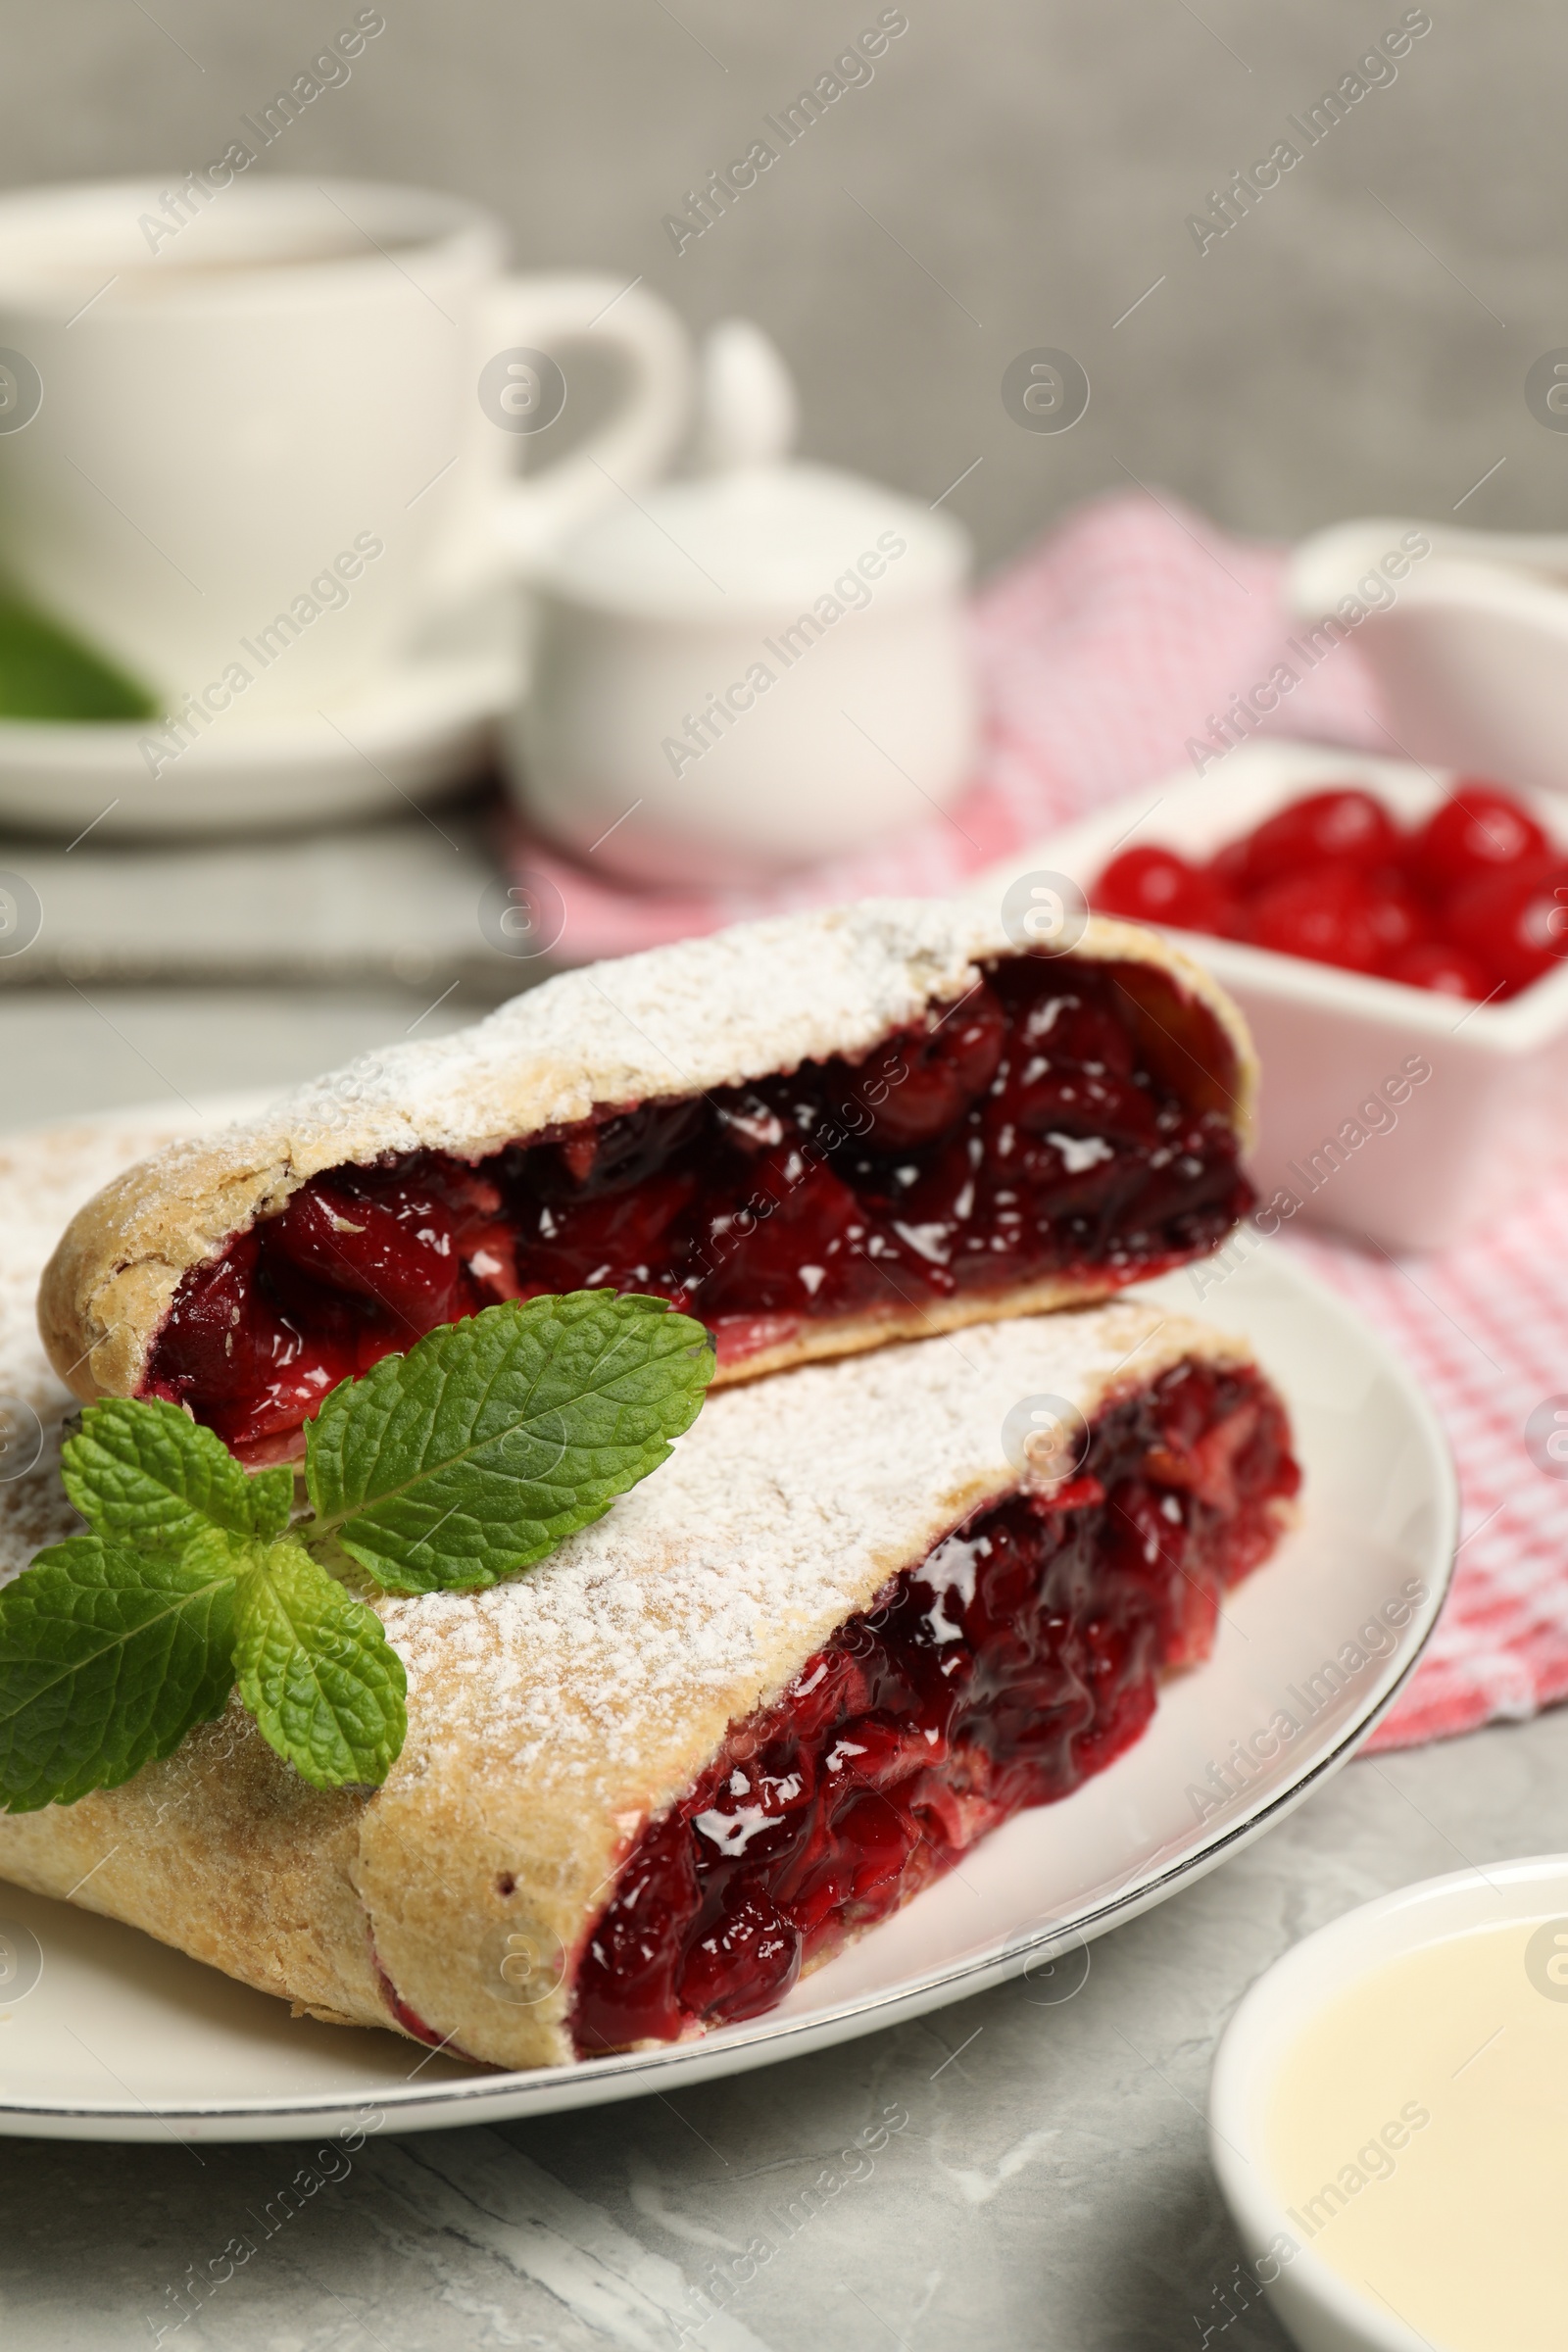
[
  {"left": 1283, "top": 1199, "right": 1568, "bottom": 1753},
  {"left": 507, "top": 488, "right": 1568, "bottom": 1753}
]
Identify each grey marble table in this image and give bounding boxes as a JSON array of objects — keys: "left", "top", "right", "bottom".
[
  {"left": 0, "top": 982, "right": 484, "bottom": 1131},
  {"left": 1, "top": 984, "right": 1556, "bottom": 2352},
  {"left": 3, "top": 1709, "right": 1564, "bottom": 2352}
]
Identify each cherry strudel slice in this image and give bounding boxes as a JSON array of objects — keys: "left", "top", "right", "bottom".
[
  {"left": 0, "top": 1303, "right": 1298, "bottom": 2069},
  {"left": 37, "top": 900, "right": 1257, "bottom": 1463}
]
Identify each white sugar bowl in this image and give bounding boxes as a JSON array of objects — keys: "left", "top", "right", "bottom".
[{"left": 504, "top": 321, "right": 978, "bottom": 886}]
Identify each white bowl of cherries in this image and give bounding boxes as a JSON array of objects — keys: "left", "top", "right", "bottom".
[{"left": 978, "top": 738, "right": 1568, "bottom": 1254}]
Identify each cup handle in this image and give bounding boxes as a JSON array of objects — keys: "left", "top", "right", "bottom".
[{"left": 479, "top": 272, "right": 692, "bottom": 571}]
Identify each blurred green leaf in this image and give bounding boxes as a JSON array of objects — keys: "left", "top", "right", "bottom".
[{"left": 0, "top": 592, "right": 157, "bottom": 721}]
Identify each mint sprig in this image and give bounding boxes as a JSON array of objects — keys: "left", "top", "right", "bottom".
[
  {"left": 0, "top": 590, "right": 159, "bottom": 722},
  {"left": 0, "top": 1534, "right": 239, "bottom": 1811},
  {"left": 62, "top": 1396, "right": 294, "bottom": 1545},
  {"left": 0, "top": 1292, "right": 712, "bottom": 1810},
  {"left": 232, "top": 1541, "right": 406, "bottom": 1792},
  {"left": 307, "top": 1290, "right": 714, "bottom": 1592}
]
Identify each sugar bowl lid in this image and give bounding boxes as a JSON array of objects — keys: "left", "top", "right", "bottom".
[{"left": 537, "top": 319, "right": 971, "bottom": 619}]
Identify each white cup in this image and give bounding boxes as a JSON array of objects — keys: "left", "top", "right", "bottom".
[{"left": 0, "top": 176, "right": 692, "bottom": 721}]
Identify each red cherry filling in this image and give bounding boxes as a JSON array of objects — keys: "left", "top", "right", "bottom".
[
  {"left": 144, "top": 956, "right": 1253, "bottom": 1459},
  {"left": 1090, "top": 779, "right": 1566, "bottom": 1004},
  {"left": 569, "top": 1356, "right": 1298, "bottom": 2052},
  {"left": 269, "top": 1180, "right": 481, "bottom": 1329}
]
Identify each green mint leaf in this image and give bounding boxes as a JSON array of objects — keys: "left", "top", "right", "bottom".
[
  {"left": 232, "top": 1541, "right": 407, "bottom": 1791},
  {"left": 0, "top": 591, "right": 158, "bottom": 720},
  {"left": 0, "top": 1533, "right": 240, "bottom": 1813},
  {"left": 303, "top": 1291, "right": 714, "bottom": 1593},
  {"left": 247, "top": 1465, "right": 297, "bottom": 1541},
  {"left": 62, "top": 1396, "right": 294, "bottom": 1547}
]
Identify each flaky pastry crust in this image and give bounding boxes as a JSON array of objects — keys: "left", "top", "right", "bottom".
[
  {"left": 37, "top": 900, "right": 1257, "bottom": 1411},
  {"left": 0, "top": 1300, "right": 1275, "bottom": 2071}
]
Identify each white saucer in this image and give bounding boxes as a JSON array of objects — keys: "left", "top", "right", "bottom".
[
  {"left": 0, "top": 1096, "right": 1459, "bottom": 2140},
  {"left": 0, "top": 588, "right": 523, "bottom": 839}
]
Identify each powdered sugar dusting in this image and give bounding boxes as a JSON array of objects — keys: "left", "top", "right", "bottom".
[
  {"left": 43, "top": 898, "right": 1256, "bottom": 1415},
  {"left": 0, "top": 1108, "right": 1249, "bottom": 1816},
  {"left": 0, "top": 1109, "right": 227, "bottom": 1583},
  {"left": 244, "top": 899, "right": 1247, "bottom": 1170},
  {"left": 273, "top": 900, "right": 997, "bottom": 1155},
  {"left": 375, "top": 1300, "right": 1244, "bottom": 1831},
  {"left": 0, "top": 1106, "right": 1260, "bottom": 2068}
]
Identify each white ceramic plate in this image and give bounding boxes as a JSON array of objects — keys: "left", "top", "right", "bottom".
[
  {"left": 0, "top": 586, "right": 521, "bottom": 839},
  {"left": 0, "top": 1243, "right": 1456, "bottom": 2142}
]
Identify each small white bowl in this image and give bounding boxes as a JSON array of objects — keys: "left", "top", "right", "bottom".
[
  {"left": 975, "top": 738, "right": 1568, "bottom": 1253},
  {"left": 1289, "top": 521, "right": 1568, "bottom": 800},
  {"left": 1207, "top": 1855, "right": 1568, "bottom": 2352}
]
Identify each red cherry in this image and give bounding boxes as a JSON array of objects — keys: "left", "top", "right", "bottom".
[
  {"left": 1242, "top": 864, "right": 1426, "bottom": 974},
  {"left": 676, "top": 1893, "right": 801, "bottom": 2025},
  {"left": 1209, "top": 837, "right": 1250, "bottom": 890},
  {"left": 1363, "top": 880, "right": 1432, "bottom": 961},
  {"left": 511, "top": 1167, "right": 699, "bottom": 1294},
  {"left": 145, "top": 1233, "right": 358, "bottom": 1448},
  {"left": 1411, "top": 784, "right": 1548, "bottom": 898},
  {"left": 1447, "top": 855, "right": 1568, "bottom": 993},
  {"left": 1093, "top": 845, "right": 1232, "bottom": 934},
  {"left": 269, "top": 1180, "right": 474, "bottom": 1331},
  {"left": 1384, "top": 941, "right": 1496, "bottom": 1001},
  {"left": 697, "top": 1149, "right": 909, "bottom": 1316},
  {"left": 1225, "top": 789, "right": 1400, "bottom": 891},
  {"left": 856, "top": 982, "right": 1006, "bottom": 1147}
]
